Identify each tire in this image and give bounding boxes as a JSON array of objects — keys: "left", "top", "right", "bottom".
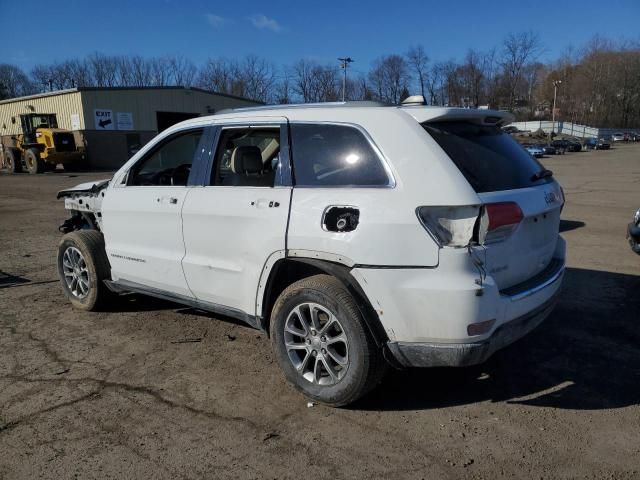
[
  {"left": 57, "top": 230, "right": 113, "bottom": 311},
  {"left": 270, "top": 274, "right": 386, "bottom": 407},
  {"left": 629, "top": 231, "right": 640, "bottom": 255},
  {"left": 25, "top": 148, "right": 45, "bottom": 174},
  {"left": 4, "top": 148, "right": 21, "bottom": 173}
]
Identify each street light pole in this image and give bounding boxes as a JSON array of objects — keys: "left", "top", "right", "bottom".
[
  {"left": 550, "top": 80, "right": 562, "bottom": 142},
  {"left": 338, "top": 57, "right": 354, "bottom": 102}
]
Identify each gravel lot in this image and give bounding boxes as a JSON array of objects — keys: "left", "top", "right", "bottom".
[{"left": 1, "top": 144, "right": 639, "bottom": 479}]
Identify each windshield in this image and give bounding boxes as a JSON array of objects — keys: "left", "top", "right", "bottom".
[
  {"left": 422, "top": 121, "right": 552, "bottom": 193},
  {"left": 29, "top": 114, "right": 58, "bottom": 129}
]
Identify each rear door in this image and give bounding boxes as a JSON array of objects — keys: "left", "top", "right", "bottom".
[
  {"left": 181, "top": 118, "right": 291, "bottom": 316},
  {"left": 102, "top": 126, "right": 212, "bottom": 297},
  {"left": 423, "top": 121, "right": 564, "bottom": 290}
]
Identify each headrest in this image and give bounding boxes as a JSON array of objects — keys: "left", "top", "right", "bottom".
[{"left": 231, "top": 146, "right": 262, "bottom": 174}]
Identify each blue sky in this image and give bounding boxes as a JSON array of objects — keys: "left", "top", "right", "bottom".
[{"left": 2, "top": 0, "right": 639, "bottom": 73}]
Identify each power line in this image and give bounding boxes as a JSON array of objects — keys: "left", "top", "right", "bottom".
[{"left": 338, "top": 57, "right": 354, "bottom": 101}]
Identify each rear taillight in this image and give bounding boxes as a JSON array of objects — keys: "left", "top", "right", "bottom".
[
  {"left": 477, "top": 202, "right": 523, "bottom": 244},
  {"left": 417, "top": 206, "right": 480, "bottom": 248}
]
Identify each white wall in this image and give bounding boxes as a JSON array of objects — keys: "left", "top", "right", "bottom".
[{"left": 509, "top": 120, "right": 639, "bottom": 139}]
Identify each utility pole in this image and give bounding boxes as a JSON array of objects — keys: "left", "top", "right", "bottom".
[
  {"left": 338, "top": 57, "right": 354, "bottom": 102},
  {"left": 550, "top": 80, "right": 562, "bottom": 142}
]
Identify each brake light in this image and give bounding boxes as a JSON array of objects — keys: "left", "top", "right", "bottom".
[
  {"left": 417, "top": 206, "right": 480, "bottom": 248},
  {"left": 478, "top": 202, "right": 523, "bottom": 244}
]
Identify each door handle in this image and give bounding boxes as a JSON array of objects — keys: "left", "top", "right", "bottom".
[
  {"left": 251, "top": 199, "right": 280, "bottom": 209},
  {"left": 156, "top": 196, "right": 179, "bottom": 205}
]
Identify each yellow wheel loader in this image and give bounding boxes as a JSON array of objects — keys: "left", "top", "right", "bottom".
[{"left": 2, "top": 113, "right": 85, "bottom": 174}]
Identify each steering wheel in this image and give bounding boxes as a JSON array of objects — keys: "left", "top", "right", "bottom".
[
  {"left": 153, "top": 168, "right": 174, "bottom": 186},
  {"left": 171, "top": 164, "right": 191, "bottom": 186}
]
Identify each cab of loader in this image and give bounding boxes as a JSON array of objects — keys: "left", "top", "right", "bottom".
[{"left": 19, "top": 113, "right": 59, "bottom": 145}]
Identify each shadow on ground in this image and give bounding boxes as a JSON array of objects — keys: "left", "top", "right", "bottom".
[
  {"left": 560, "top": 219, "right": 586, "bottom": 233},
  {"left": 358, "top": 267, "right": 640, "bottom": 411}
]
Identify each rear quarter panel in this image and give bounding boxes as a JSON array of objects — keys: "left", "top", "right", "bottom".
[{"left": 286, "top": 109, "right": 480, "bottom": 267}]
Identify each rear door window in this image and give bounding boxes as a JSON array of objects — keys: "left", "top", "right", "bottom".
[
  {"left": 290, "top": 123, "right": 390, "bottom": 187},
  {"left": 423, "top": 121, "right": 551, "bottom": 193},
  {"left": 209, "top": 127, "right": 281, "bottom": 187}
]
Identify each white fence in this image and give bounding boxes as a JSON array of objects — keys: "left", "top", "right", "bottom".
[
  {"left": 510, "top": 121, "right": 599, "bottom": 138},
  {"left": 510, "top": 120, "right": 640, "bottom": 139}
]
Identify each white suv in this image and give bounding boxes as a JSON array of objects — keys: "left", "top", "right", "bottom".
[{"left": 56, "top": 102, "right": 565, "bottom": 406}]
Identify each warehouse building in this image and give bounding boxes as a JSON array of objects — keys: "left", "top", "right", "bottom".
[{"left": 0, "top": 87, "right": 261, "bottom": 169}]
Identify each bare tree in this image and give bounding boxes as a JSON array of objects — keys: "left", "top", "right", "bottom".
[
  {"left": 168, "top": 56, "right": 197, "bottom": 87},
  {"left": 86, "top": 53, "right": 119, "bottom": 87},
  {"left": 292, "top": 59, "right": 315, "bottom": 102},
  {"left": 0, "top": 64, "right": 35, "bottom": 98},
  {"left": 197, "top": 58, "right": 236, "bottom": 93},
  {"left": 291, "top": 60, "right": 339, "bottom": 103},
  {"left": 406, "top": 45, "right": 429, "bottom": 99},
  {"left": 501, "top": 31, "right": 542, "bottom": 111},
  {"left": 30, "top": 64, "right": 54, "bottom": 92},
  {"left": 274, "top": 67, "right": 292, "bottom": 104},
  {"left": 458, "top": 50, "right": 485, "bottom": 107},
  {"left": 368, "top": 55, "right": 410, "bottom": 104},
  {"left": 149, "top": 57, "right": 171, "bottom": 86},
  {"left": 236, "top": 55, "right": 277, "bottom": 102},
  {"left": 425, "top": 62, "right": 444, "bottom": 105}
]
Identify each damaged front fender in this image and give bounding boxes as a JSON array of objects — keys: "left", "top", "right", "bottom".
[{"left": 57, "top": 179, "right": 110, "bottom": 232}]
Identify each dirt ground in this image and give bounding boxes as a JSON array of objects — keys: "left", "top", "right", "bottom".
[{"left": 1, "top": 144, "right": 639, "bottom": 480}]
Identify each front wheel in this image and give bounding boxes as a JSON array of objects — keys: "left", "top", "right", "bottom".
[
  {"left": 270, "top": 274, "right": 386, "bottom": 407},
  {"left": 25, "top": 148, "right": 45, "bottom": 174},
  {"left": 57, "top": 230, "right": 113, "bottom": 311}
]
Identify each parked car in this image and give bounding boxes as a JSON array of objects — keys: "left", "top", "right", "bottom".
[
  {"left": 542, "top": 144, "right": 562, "bottom": 155},
  {"left": 628, "top": 208, "right": 640, "bottom": 254},
  {"left": 548, "top": 142, "right": 566, "bottom": 154},
  {"left": 55, "top": 103, "right": 566, "bottom": 406},
  {"left": 598, "top": 138, "right": 611, "bottom": 149},
  {"left": 502, "top": 125, "right": 519, "bottom": 134},
  {"left": 584, "top": 137, "right": 610, "bottom": 150},
  {"left": 551, "top": 139, "right": 580, "bottom": 152},
  {"left": 567, "top": 139, "right": 583, "bottom": 152},
  {"left": 583, "top": 138, "right": 597, "bottom": 150},
  {"left": 612, "top": 133, "right": 625, "bottom": 142},
  {"left": 524, "top": 144, "right": 545, "bottom": 158}
]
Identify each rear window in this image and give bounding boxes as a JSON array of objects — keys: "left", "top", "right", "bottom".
[
  {"left": 423, "top": 121, "right": 551, "bottom": 193},
  {"left": 290, "top": 124, "right": 389, "bottom": 187}
]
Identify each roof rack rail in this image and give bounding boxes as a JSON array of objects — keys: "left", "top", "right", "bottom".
[{"left": 216, "top": 100, "right": 388, "bottom": 115}]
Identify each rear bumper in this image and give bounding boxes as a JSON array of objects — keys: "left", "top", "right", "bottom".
[
  {"left": 352, "top": 237, "right": 566, "bottom": 368},
  {"left": 387, "top": 293, "right": 558, "bottom": 367}
]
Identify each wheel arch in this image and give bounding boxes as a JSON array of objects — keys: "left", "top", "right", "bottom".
[{"left": 258, "top": 256, "right": 389, "bottom": 347}]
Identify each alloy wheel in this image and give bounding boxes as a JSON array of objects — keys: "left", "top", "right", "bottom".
[
  {"left": 283, "top": 302, "right": 349, "bottom": 386},
  {"left": 62, "top": 246, "right": 90, "bottom": 298}
]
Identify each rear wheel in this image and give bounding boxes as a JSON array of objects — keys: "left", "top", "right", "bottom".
[
  {"left": 57, "top": 230, "right": 113, "bottom": 311},
  {"left": 4, "top": 149, "right": 21, "bottom": 173},
  {"left": 270, "top": 274, "right": 386, "bottom": 407},
  {"left": 25, "top": 148, "right": 45, "bottom": 174}
]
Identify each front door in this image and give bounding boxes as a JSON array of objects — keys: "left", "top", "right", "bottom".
[
  {"left": 181, "top": 119, "right": 291, "bottom": 316},
  {"left": 102, "top": 127, "right": 211, "bottom": 297}
]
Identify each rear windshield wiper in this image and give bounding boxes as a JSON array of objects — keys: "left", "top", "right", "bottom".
[{"left": 531, "top": 169, "right": 553, "bottom": 182}]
